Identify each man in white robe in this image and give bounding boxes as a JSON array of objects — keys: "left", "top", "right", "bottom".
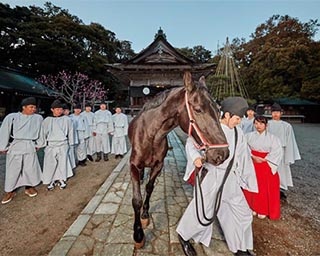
[
  {"left": 93, "top": 102, "right": 114, "bottom": 161},
  {"left": 0, "top": 97, "right": 43, "bottom": 204},
  {"left": 267, "top": 103, "right": 301, "bottom": 199},
  {"left": 176, "top": 97, "right": 258, "bottom": 256},
  {"left": 39, "top": 100, "right": 74, "bottom": 190},
  {"left": 240, "top": 106, "right": 256, "bottom": 134},
  {"left": 63, "top": 104, "right": 76, "bottom": 169},
  {"left": 70, "top": 104, "right": 90, "bottom": 166},
  {"left": 81, "top": 104, "right": 96, "bottom": 161},
  {"left": 111, "top": 107, "right": 128, "bottom": 159}
]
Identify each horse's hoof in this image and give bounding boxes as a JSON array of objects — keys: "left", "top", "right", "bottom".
[
  {"left": 141, "top": 218, "right": 150, "bottom": 228},
  {"left": 134, "top": 236, "right": 145, "bottom": 249}
]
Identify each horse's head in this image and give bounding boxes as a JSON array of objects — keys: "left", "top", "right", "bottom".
[{"left": 180, "top": 71, "right": 229, "bottom": 165}]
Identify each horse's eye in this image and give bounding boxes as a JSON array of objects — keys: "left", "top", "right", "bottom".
[{"left": 193, "top": 106, "right": 202, "bottom": 113}]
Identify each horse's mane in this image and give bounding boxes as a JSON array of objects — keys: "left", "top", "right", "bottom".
[{"left": 140, "top": 87, "right": 182, "bottom": 112}]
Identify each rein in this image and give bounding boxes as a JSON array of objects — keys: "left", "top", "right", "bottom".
[
  {"left": 185, "top": 92, "right": 228, "bottom": 152},
  {"left": 194, "top": 127, "right": 238, "bottom": 226}
]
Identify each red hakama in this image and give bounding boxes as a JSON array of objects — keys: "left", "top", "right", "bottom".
[{"left": 243, "top": 150, "right": 280, "bottom": 220}]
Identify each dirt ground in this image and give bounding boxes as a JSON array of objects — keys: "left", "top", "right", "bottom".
[
  {"left": 0, "top": 156, "right": 121, "bottom": 256},
  {"left": 251, "top": 123, "right": 320, "bottom": 256},
  {"left": 0, "top": 123, "right": 319, "bottom": 256}
]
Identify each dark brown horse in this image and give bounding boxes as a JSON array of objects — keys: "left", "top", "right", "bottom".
[{"left": 128, "top": 71, "right": 229, "bottom": 249}]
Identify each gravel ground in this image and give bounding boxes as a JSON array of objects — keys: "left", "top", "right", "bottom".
[{"left": 287, "top": 123, "right": 320, "bottom": 224}]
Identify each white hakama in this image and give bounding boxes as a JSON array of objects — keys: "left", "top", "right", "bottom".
[
  {"left": 0, "top": 113, "right": 43, "bottom": 192},
  {"left": 81, "top": 111, "right": 96, "bottom": 156},
  {"left": 39, "top": 116, "right": 74, "bottom": 184},
  {"left": 70, "top": 114, "right": 90, "bottom": 162},
  {"left": 176, "top": 125, "right": 258, "bottom": 253},
  {"left": 267, "top": 120, "right": 301, "bottom": 190},
  {"left": 111, "top": 113, "right": 128, "bottom": 155},
  {"left": 93, "top": 109, "right": 114, "bottom": 154}
]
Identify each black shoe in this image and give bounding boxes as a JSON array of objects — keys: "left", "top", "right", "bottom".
[
  {"left": 103, "top": 153, "right": 109, "bottom": 161},
  {"left": 95, "top": 153, "right": 102, "bottom": 162},
  {"left": 119, "top": 154, "right": 124, "bottom": 159},
  {"left": 234, "top": 250, "right": 254, "bottom": 256},
  {"left": 87, "top": 155, "right": 94, "bottom": 162},
  {"left": 280, "top": 190, "right": 287, "bottom": 200},
  {"left": 78, "top": 160, "right": 87, "bottom": 166},
  {"left": 178, "top": 234, "right": 197, "bottom": 256}
]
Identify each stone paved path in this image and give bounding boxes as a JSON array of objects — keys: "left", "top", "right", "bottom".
[{"left": 49, "top": 131, "right": 232, "bottom": 256}]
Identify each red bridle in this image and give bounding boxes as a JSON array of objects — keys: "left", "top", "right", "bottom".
[{"left": 185, "top": 91, "right": 229, "bottom": 150}]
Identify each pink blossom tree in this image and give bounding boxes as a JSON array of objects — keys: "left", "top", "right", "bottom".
[{"left": 37, "top": 70, "right": 106, "bottom": 109}]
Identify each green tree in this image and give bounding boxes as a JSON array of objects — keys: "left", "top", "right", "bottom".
[
  {"left": 0, "top": 2, "right": 135, "bottom": 103},
  {"left": 234, "top": 15, "right": 320, "bottom": 102},
  {"left": 176, "top": 45, "right": 212, "bottom": 63}
]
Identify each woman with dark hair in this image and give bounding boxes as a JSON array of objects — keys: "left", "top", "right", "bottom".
[{"left": 243, "top": 115, "right": 283, "bottom": 220}]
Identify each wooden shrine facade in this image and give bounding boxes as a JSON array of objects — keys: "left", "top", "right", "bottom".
[{"left": 106, "top": 28, "right": 216, "bottom": 112}]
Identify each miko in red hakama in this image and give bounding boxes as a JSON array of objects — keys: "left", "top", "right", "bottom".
[{"left": 243, "top": 150, "right": 280, "bottom": 220}]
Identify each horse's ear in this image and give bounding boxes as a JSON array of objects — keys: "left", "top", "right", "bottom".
[
  {"left": 183, "top": 71, "right": 194, "bottom": 92},
  {"left": 199, "top": 76, "right": 207, "bottom": 88}
]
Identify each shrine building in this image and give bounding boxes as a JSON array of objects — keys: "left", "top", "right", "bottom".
[{"left": 106, "top": 28, "right": 216, "bottom": 113}]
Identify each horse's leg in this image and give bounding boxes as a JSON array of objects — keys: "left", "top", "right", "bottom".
[
  {"left": 141, "top": 160, "right": 164, "bottom": 228},
  {"left": 140, "top": 168, "right": 144, "bottom": 183},
  {"left": 140, "top": 138, "right": 168, "bottom": 228},
  {"left": 131, "top": 163, "right": 145, "bottom": 249}
]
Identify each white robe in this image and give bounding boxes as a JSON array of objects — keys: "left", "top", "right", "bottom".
[
  {"left": 176, "top": 125, "right": 258, "bottom": 253},
  {"left": 0, "top": 112, "right": 43, "bottom": 192},
  {"left": 39, "top": 116, "right": 74, "bottom": 184},
  {"left": 267, "top": 120, "right": 301, "bottom": 190},
  {"left": 70, "top": 114, "right": 90, "bottom": 161},
  {"left": 81, "top": 111, "right": 96, "bottom": 155},
  {"left": 111, "top": 113, "right": 128, "bottom": 155},
  {"left": 240, "top": 117, "right": 255, "bottom": 134},
  {"left": 93, "top": 109, "right": 114, "bottom": 154},
  {"left": 67, "top": 115, "right": 77, "bottom": 168},
  {"left": 245, "top": 131, "right": 283, "bottom": 174}
]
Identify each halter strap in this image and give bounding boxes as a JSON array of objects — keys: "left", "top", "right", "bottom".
[{"left": 185, "top": 92, "right": 228, "bottom": 150}]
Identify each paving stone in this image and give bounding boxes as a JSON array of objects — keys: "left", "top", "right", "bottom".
[
  {"left": 95, "top": 202, "right": 119, "bottom": 214},
  {"left": 102, "top": 244, "right": 134, "bottom": 256},
  {"left": 67, "top": 235, "right": 95, "bottom": 256}
]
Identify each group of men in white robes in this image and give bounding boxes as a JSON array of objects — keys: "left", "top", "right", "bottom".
[{"left": 0, "top": 98, "right": 129, "bottom": 204}]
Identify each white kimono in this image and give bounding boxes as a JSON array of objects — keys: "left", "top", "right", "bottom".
[
  {"left": 81, "top": 111, "right": 96, "bottom": 156},
  {"left": 93, "top": 109, "right": 114, "bottom": 154},
  {"left": 176, "top": 125, "right": 258, "bottom": 253},
  {"left": 39, "top": 116, "right": 74, "bottom": 184},
  {"left": 70, "top": 114, "right": 90, "bottom": 161},
  {"left": 245, "top": 131, "right": 283, "bottom": 174},
  {"left": 0, "top": 112, "right": 43, "bottom": 192},
  {"left": 267, "top": 120, "right": 301, "bottom": 190},
  {"left": 240, "top": 117, "right": 255, "bottom": 134},
  {"left": 67, "top": 115, "right": 77, "bottom": 168},
  {"left": 111, "top": 113, "right": 128, "bottom": 155}
]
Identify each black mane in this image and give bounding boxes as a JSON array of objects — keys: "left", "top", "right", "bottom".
[{"left": 140, "top": 88, "right": 178, "bottom": 112}]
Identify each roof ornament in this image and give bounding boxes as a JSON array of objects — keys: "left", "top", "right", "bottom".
[
  {"left": 157, "top": 45, "right": 163, "bottom": 55},
  {"left": 154, "top": 27, "right": 166, "bottom": 39}
]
